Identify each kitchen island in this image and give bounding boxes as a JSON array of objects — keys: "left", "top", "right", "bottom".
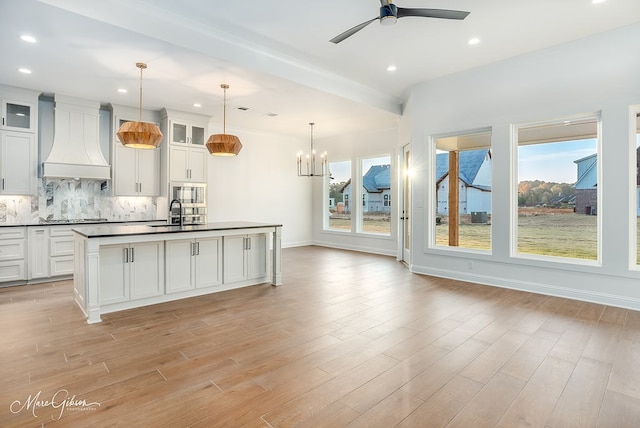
[{"left": 73, "top": 221, "right": 282, "bottom": 323}]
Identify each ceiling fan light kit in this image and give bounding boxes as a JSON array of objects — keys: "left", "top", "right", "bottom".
[
  {"left": 330, "top": 0, "right": 470, "bottom": 44},
  {"left": 117, "top": 62, "right": 164, "bottom": 149},
  {"left": 206, "top": 83, "right": 243, "bottom": 156}
]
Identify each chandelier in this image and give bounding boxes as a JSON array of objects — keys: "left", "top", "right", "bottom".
[{"left": 297, "top": 122, "right": 327, "bottom": 177}]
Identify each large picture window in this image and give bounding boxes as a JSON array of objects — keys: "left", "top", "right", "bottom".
[
  {"left": 434, "top": 129, "right": 492, "bottom": 251},
  {"left": 516, "top": 114, "right": 599, "bottom": 261},
  {"left": 327, "top": 160, "right": 351, "bottom": 231},
  {"left": 359, "top": 155, "right": 392, "bottom": 235},
  {"left": 635, "top": 112, "right": 640, "bottom": 265}
]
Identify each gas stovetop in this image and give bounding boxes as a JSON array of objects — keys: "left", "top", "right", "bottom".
[{"left": 39, "top": 218, "right": 109, "bottom": 224}]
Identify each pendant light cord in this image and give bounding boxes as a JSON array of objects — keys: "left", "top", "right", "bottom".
[
  {"left": 222, "top": 84, "right": 227, "bottom": 134},
  {"left": 138, "top": 66, "right": 143, "bottom": 122},
  {"left": 136, "top": 62, "right": 148, "bottom": 122}
]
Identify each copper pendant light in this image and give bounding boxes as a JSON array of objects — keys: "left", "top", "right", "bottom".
[
  {"left": 117, "top": 62, "right": 163, "bottom": 149},
  {"left": 206, "top": 84, "right": 242, "bottom": 156}
]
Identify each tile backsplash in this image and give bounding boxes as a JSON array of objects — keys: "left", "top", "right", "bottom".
[{"left": 0, "top": 178, "right": 159, "bottom": 224}]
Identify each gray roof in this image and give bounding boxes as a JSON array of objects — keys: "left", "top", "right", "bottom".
[
  {"left": 363, "top": 164, "right": 391, "bottom": 192},
  {"left": 436, "top": 149, "right": 490, "bottom": 185}
]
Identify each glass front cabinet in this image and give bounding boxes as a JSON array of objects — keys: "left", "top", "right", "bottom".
[{"left": 1, "top": 99, "right": 34, "bottom": 132}]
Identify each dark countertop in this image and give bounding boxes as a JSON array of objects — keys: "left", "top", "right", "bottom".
[
  {"left": 0, "top": 219, "right": 168, "bottom": 228},
  {"left": 72, "top": 221, "right": 282, "bottom": 238}
]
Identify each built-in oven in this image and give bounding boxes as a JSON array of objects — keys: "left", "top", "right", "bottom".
[{"left": 169, "top": 183, "right": 207, "bottom": 225}]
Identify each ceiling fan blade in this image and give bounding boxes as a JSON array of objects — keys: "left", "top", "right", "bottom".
[
  {"left": 397, "top": 8, "right": 470, "bottom": 20},
  {"left": 330, "top": 17, "right": 379, "bottom": 44}
]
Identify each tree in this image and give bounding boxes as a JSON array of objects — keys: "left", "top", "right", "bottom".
[{"left": 330, "top": 181, "right": 346, "bottom": 203}]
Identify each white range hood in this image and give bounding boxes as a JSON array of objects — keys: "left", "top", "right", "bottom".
[{"left": 42, "top": 95, "right": 110, "bottom": 180}]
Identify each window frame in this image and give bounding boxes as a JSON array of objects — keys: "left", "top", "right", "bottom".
[
  {"left": 429, "top": 127, "right": 493, "bottom": 253},
  {"left": 511, "top": 111, "right": 602, "bottom": 266}
]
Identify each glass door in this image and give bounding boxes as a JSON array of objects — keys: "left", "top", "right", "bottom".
[{"left": 401, "top": 145, "right": 411, "bottom": 264}]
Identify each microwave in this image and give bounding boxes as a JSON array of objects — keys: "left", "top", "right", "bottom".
[{"left": 169, "top": 183, "right": 207, "bottom": 225}]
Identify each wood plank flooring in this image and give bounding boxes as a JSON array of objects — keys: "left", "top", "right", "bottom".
[{"left": 1, "top": 245, "right": 640, "bottom": 427}]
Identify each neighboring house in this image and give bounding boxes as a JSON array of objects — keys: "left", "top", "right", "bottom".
[
  {"left": 575, "top": 147, "right": 640, "bottom": 216},
  {"left": 436, "top": 149, "right": 492, "bottom": 215},
  {"left": 341, "top": 164, "right": 391, "bottom": 213},
  {"left": 574, "top": 153, "right": 598, "bottom": 215}
]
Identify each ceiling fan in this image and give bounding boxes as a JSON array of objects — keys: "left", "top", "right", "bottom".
[{"left": 330, "top": 0, "right": 470, "bottom": 44}]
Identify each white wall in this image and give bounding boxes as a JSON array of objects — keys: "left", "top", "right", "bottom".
[
  {"left": 206, "top": 126, "right": 313, "bottom": 248},
  {"left": 312, "top": 127, "right": 399, "bottom": 256},
  {"left": 406, "top": 23, "right": 640, "bottom": 309}
]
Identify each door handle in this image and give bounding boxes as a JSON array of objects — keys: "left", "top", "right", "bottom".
[
  {"left": 123, "top": 247, "right": 129, "bottom": 263},
  {"left": 130, "top": 247, "right": 134, "bottom": 263},
  {"left": 196, "top": 241, "right": 200, "bottom": 255}
]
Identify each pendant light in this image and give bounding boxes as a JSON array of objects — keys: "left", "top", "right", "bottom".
[
  {"left": 117, "top": 62, "right": 163, "bottom": 149},
  {"left": 206, "top": 84, "right": 242, "bottom": 156},
  {"left": 297, "top": 122, "right": 327, "bottom": 177}
]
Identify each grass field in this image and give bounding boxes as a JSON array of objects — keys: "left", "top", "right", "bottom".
[
  {"left": 436, "top": 212, "right": 598, "bottom": 260},
  {"left": 328, "top": 214, "right": 390, "bottom": 234},
  {"left": 330, "top": 211, "right": 640, "bottom": 263}
]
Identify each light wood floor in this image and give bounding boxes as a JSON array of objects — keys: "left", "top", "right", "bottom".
[{"left": 1, "top": 246, "right": 640, "bottom": 427}]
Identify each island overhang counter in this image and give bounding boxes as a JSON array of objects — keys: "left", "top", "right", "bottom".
[{"left": 73, "top": 221, "right": 282, "bottom": 323}]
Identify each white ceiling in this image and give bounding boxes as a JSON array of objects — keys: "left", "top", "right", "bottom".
[{"left": 1, "top": 0, "right": 639, "bottom": 139}]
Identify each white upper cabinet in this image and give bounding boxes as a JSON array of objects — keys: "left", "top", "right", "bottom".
[
  {"left": 161, "top": 109, "right": 210, "bottom": 187},
  {"left": 168, "top": 119, "right": 206, "bottom": 146},
  {"left": 109, "top": 104, "right": 161, "bottom": 196},
  {"left": 1, "top": 99, "right": 35, "bottom": 132},
  {"left": 1, "top": 130, "right": 36, "bottom": 195},
  {"left": 0, "top": 85, "right": 38, "bottom": 196}
]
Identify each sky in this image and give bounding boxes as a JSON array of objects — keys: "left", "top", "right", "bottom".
[
  {"left": 518, "top": 139, "right": 597, "bottom": 183},
  {"left": 327, "top": 135, "right": 640, "bottom": 185}
]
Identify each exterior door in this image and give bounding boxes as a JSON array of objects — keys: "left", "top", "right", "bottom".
[{"left": 401, "top": 145, "right": 411, "bottom": 264}]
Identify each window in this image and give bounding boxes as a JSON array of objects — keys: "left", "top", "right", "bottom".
[
  {"left": 360, "top": 155, "right": 391, "bottom": 235},
  {"left": 433, "top": 129, "right": 492, "bottom": 251},
  {"left": 327, "top": 160, "right": 351, "bottom": 231},
  {"left": 635, "top": 112, "right": 640, "bottom": 265},
  {"left": 516, "top": 114, "right": 599, "bottom": 261}
]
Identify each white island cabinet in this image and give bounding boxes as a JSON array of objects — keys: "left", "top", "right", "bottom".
[{"left": 73, "top": 222, "right": 282, "bottom": 323}]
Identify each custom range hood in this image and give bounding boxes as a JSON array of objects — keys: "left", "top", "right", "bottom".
[{"left": 42, "top": 95, "right": 110, "bottom": 180}]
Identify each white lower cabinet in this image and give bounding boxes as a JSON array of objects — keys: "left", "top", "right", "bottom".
[
  {"left": 166, "top": 237, "right": 222, "bottom": 293},
  {"left": 223, "top": 234, "right": 268, "bottom": 284},
  {"left": 28, "top": 227, "right": 49, "bottom": 279},
  {"left": 99, "top": 241, "right": 164, "bottom": 305},
  {"left": 0, "top": 227, "right": 26, "bottom": 282},
  {"left": 49, "top": 227, "right": 74, "bottom": 276}
]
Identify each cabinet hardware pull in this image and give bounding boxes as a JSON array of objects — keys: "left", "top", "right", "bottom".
[
  {"left": 196, "top": 242, "right": 200, "bottom": 255},
  {"left": 124, "top": 247, "right": 129, "bottom": 263},
  {"left": 130, "top": 247, "right": 134, "bottom": 262},
  {"left": 1, "top": 178, "right": 4, "bottom": 190}
]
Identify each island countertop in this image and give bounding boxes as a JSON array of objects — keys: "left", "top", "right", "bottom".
[
  {"left": 73, "top": 221, "right": 283, "bottom": 323},
  {"left": 72, "top": 221, "right": 283, "bottom": 238}
]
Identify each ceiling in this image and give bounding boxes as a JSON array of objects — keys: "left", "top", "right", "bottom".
[{"left": 1, "top": 0, "right": 639, "bottom": 139}]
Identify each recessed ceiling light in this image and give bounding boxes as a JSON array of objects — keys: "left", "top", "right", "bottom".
[
  {"left": 592, "top": 0, "right": 607, "bottom": 4},
  {"left": 264, "top": 112, "right": 278, "bottom": 117},
  {"left": 117, "top": 88, "right": 128, "bottom": 93},
  {"left": 237, "top": 106, "right": 250, "bottom": 111},
  {"left": 387, "top": 65, "right": 397, "bottom": 72},
  {"left": 468, "top": 37, "right": 480, "bottom": 45},
  {"left": 193, "top": 103, "right": 202, "bottom": 108},
  {"left": 20, "top": 34, "right": 37, "bottom": 43},
  {"left": 18, "top": 68, "right": 31, "bottom": 74}
]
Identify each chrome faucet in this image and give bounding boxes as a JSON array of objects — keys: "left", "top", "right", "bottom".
[{"left": 169, "top": 199, "right": 183, "bottom": 227}]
